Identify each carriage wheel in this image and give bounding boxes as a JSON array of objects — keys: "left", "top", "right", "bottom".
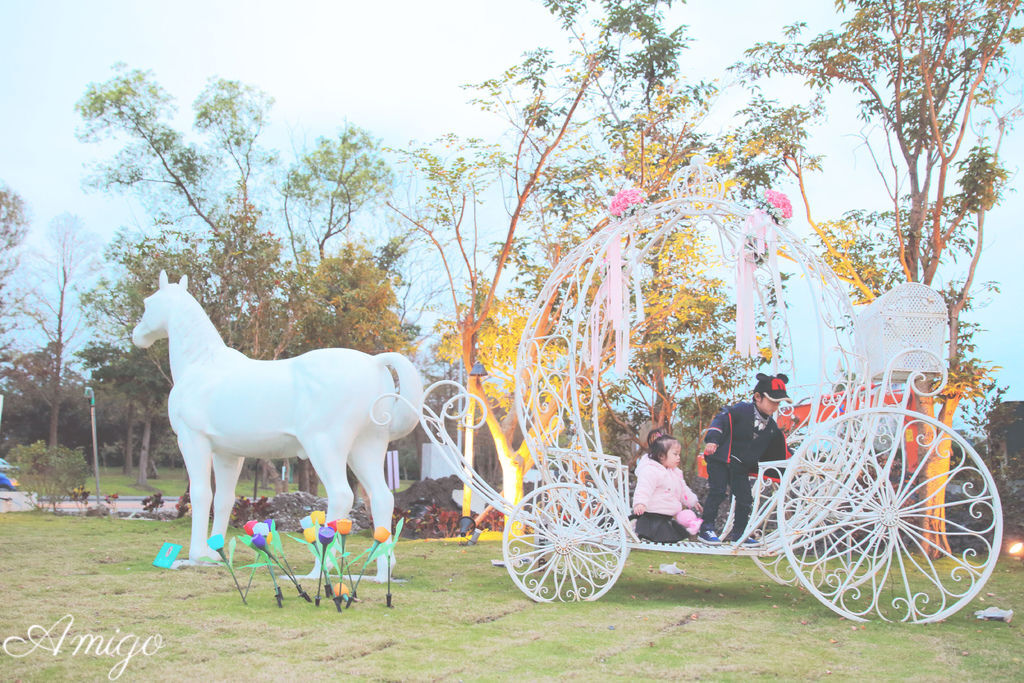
[
  {"left": 778, "top": 407, "right": 1002, "bottom": 623},
  {"left": 502, "top": 483, "right": 628, "bottom": 602}
]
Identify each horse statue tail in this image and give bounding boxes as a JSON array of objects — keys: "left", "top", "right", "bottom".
[{"left": 374, "top": 352, "right": 424, "bottom": 438}]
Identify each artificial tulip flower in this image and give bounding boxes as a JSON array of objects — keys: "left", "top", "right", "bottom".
[
  {"left": 310, "top": 511, "right": 326, "bottom": 526},
  {"left": 373, "top": 527, "right": 391, "bottom": 543},
  {"left": 207, "top": 534, "right": 225, "bottom": 551},
  {"left": 336, "top": 519, "right": 353, "bottom": 535},
  {"left": 251, "top": 533, "right": 267, "bottom": 550},
  {"left": 253, "top": 522, "right": 270, "bottom": 536},
  {"left": 300, "top": 515, "right": 313, "bottom": 529},
  {"left": 318, "top": 527, "right": 335, "bottom": 546},
  {"left": 303, "top": 527, "right": 317, "bottom": 544},
  {"left": 243, "top": 520, "right": 259, "bottom": 536}
]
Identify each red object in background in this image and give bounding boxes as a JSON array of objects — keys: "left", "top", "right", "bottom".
[
  {"left": 775, "top": 387, "right": 907, "bottom": 434},
  {"left": 774, "top": 387, "right": 920, "bottom": 470}
]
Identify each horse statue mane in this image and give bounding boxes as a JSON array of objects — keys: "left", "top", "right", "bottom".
[{"left": 133, "top": 270, "right": 423, "bottom": 577}]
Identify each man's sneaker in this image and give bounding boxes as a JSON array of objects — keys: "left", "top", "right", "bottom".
[
  {"left": 727, "top": 536, "right": 759, "bottom": 547},
  {"left": 697, "top": 529, "right": 721, "bottom": 544}
]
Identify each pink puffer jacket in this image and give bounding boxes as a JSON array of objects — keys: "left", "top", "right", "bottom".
[{"left": 633, "top": 455, "right": 699, "bottom": 515}]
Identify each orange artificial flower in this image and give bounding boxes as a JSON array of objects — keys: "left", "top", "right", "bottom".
[
  {"left": 334, "top": 583, "right": 349, "bottom": 597},
  {"left": 336, "top": 519, "right": 353, "bottom": 535},
  {"left": 373, "top": 527, "right": 391, "bottom": 543}
]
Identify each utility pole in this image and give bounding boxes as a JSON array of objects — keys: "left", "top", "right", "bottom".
[{"left": 84, "top": 387, "right": 101, "bottom": 505}]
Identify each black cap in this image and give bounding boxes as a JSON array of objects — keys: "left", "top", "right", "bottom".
[{"left": 754, "top": 373, "right": 790, "bottom": 401}]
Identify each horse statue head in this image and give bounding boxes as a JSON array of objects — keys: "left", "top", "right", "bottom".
[{"left": 132, "top": 270, "right": 190, "bottom": 349}]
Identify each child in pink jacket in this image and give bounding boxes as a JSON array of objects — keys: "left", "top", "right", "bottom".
[{"left": 633, "top": 434, "right": 703, "bottom": 543}]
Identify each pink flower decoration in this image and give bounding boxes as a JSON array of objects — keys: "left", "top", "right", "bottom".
[
  {"left": 609, "top": 188, "right": 645, "bottom": 217},
  {"left": 764, "top": 190, "right": 793, "bottom": 219}
]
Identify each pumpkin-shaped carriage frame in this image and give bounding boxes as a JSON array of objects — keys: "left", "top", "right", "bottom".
[{"left": 411, "top": 157, "right": 1001, "bottom": 624}]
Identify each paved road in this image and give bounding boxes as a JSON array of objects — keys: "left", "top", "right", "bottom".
[{"left": 0, "top": 492, "right": 181, "bottom": 513}]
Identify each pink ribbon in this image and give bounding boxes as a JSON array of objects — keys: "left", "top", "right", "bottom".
[
  {"left": 735, "top": 210, "right": 773, "bottom": 357},
  {"left": 589, "top": 235, "right": 630, "bottom": 374}
]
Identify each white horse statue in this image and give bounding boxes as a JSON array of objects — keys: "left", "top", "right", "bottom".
[{"left": 132, "top": 271, "right": 423, "bottom": 579}]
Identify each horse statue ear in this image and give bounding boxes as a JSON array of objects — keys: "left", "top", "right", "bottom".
[
  {"left": 159, "top": 270, "right": 169, "bottom": 289},
  {"left": 179, "top": 274, "right": 188, "bottom": 290}
]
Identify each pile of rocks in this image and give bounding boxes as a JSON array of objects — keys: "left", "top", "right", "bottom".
[
  {"left": 268, "top": 491, "right": 371, "bottom": 532},
  {"left": 267, "top": 476, "right": 464, "bottom": 534}
]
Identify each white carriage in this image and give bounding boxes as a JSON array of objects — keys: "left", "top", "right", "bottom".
[{"left": 412, "top": 157, "right": 1002, "bottom": 624}]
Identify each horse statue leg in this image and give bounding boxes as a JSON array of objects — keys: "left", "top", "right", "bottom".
[
  {"left": 298, "top": 434, "right": 355, "bottom": 579},
  {"left": 210, "top": 453, "right": 245, "bottom": 541},
  {"left": 176, "top": 430, "right": 218, "bottom": 564},
  {"left": 348, "top": 434, "right": 395, "bottom": 583}
]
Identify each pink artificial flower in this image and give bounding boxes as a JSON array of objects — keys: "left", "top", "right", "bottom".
[
  {"left": 609, "top": 188, "right": 645, "bottom": 217},
  {"left": 764, "top": 189, "right": 793, "bottom": 219}
]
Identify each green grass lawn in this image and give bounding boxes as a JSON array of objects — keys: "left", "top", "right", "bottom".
[{"left": 1, "top": 511, "right": 1022, "bottom": 680}]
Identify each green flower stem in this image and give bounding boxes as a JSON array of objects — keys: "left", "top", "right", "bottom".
[{"left": 216, "top": 548, "right": 247, "bottom": 605}]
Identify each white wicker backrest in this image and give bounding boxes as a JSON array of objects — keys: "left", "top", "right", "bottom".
[{"left": 856, "top": 282, "right": 947, "bottom": 382}]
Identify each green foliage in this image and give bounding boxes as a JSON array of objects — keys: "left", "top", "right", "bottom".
[
  {"left": 736, "top": 0, "right": 1023, "bottom": 413},
  {"left": 8, "top": 440, "right": 90, "bottom": 510},
  {"left": 0, "top": 351, "right": 92, "bottom": 456},
  {"left": 282, "top": 125, "right": 392, "bottom": 260},
  {"left": 0, "top": 181, "right": 28, "bottom": 340},
  {"left": 295, "top": 244, "right": 413, "bottom": 355},
  {"left": 76, "top": 65, "right": 276, "bottom": 235},
  {"left": 600, "top": 228, "right": 757, "bottom": 460}
]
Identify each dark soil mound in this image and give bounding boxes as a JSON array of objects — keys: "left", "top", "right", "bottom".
[{"left": 393, "top": 475, "right": 463, "bottom": 515}]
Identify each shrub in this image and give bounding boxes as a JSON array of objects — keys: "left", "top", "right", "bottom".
[
  {"left": 475, "top": 507, "right": 505, "bottom": 532},
  {"left": 230, "top": 496, "right": 271, "bottom": 527},
  {"left": 70, "top": 485, "right": 91, "bottom": 511},
  {"left": 399, "top": 504, "right": 462, "bottom": 539},
  {"left": 175, "top": 491, "right": 191, "bottom": 518},
  {"left": 8, "top": 441, "right": 90, "bottom": 511},
  {"left": 142, "top": 492, "right": 164, "bottom": 512}
]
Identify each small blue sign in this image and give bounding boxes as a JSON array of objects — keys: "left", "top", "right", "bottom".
[{"left": 153, "top": 542, "right": 182, "bottom": 569}]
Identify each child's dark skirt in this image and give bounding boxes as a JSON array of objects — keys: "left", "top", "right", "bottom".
[{"left": 634, "top": 512, "right": 690, "bottom": 543}]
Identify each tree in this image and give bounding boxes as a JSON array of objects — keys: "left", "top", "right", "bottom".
[
  {"left": 0, "top": 182, "right": 28, "bottom": 343},
  {"left": 392, "top": 0, "right": 713, "bottom": 504},
  {"left": 21, "top": 214, "right": 97, "bottom": 447},
  {"left": 282, "top": 126, "right": 392, "bottom": 261},
  {"left": 77, "top": 67, "right": 275, "bottom": 237},
  {"left": 0, "top": 351, "right": 91, "bottom": 457},
  {"left": 77, "top": 65, "right": 418, "bottom": 495},
  {"left": 737, "top": 0, "right": 1023, "bottom": 553},
  {"left": 78, "top": 342, "right": 169, "bottom": 483}
]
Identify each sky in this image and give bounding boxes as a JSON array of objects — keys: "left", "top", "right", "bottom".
[{"left": 1, "top": 0, "right": 1021, "bottom": 403}]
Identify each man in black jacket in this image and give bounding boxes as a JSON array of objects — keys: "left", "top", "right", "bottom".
[{"left": 697, "top": 373, "right": 790, "bottom": 545}]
